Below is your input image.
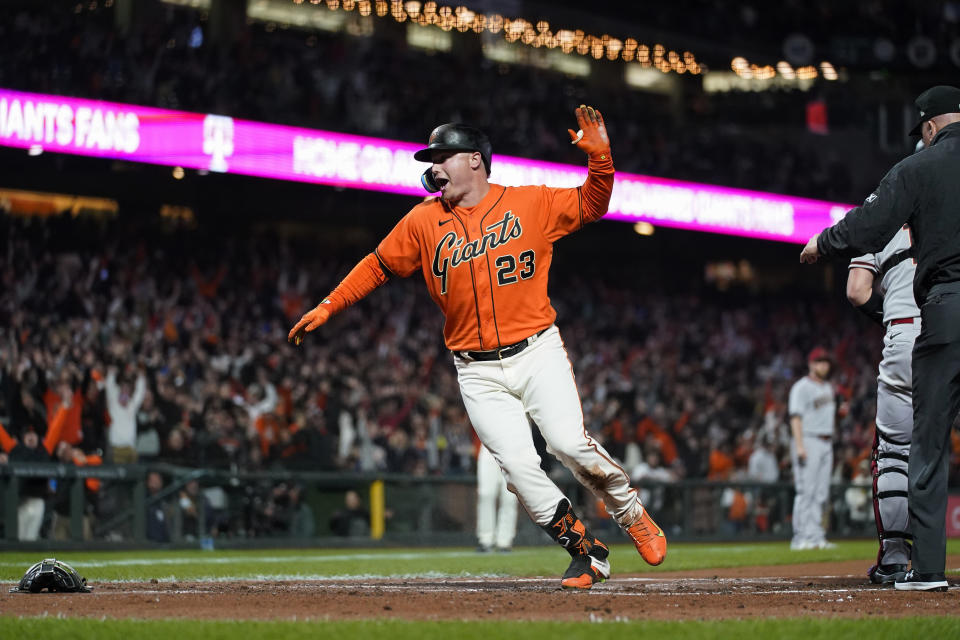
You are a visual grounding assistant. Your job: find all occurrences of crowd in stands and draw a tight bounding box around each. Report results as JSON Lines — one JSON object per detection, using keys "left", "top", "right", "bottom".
{"left": 1, "top": 2, "right": 957, "bottom": 541}
{"left": 0, "top": 2, "right": 895, "bottom": 202}
{"left": 4, "top": 211, "right": 960, "bottom": 541}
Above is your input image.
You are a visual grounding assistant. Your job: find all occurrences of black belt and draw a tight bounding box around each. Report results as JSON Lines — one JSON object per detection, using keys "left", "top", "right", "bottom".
{"left": 455, "top": 328, "right": 548, "bottom": 361}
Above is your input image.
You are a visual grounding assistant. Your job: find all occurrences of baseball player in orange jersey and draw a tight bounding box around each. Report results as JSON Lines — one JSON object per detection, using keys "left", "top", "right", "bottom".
{"left": 289, "top": 105, "right": 666, "bottom": 589}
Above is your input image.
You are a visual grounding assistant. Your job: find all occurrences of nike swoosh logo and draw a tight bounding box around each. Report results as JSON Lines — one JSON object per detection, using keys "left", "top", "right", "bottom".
{"left": 439, "top": 219, "right": 454, "bottom": 226}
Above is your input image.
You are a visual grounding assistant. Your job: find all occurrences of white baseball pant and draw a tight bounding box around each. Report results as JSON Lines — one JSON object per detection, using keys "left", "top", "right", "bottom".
{"left": 18, "top": 497, "right": 45, "bottom": 541}
{"left": 455, "top": 325, "right": 642, "bottom": 527}
{"left": 476, "top": 443, "right": 519, "bottom": 549}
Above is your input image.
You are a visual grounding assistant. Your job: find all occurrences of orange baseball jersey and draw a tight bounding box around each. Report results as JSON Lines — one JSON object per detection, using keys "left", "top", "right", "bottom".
{"left": 323, "top": 155, "right": 614, "bottom": 351}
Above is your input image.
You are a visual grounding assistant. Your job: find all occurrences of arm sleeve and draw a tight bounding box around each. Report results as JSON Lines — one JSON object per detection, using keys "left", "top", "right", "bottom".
{"left": 105, "top": 370, "right": 119, "bottom": 408}
{"left": 818, "top": 165, "right": 914, "bottom": 258}
{"left": 540, "top": 154, "right": 615, "bottom": 242}
{"left": 322, "top": 253, "right": 390, "bottom": 316}
{"left": 131, "top": 374, "right": 147, "bottom": 411}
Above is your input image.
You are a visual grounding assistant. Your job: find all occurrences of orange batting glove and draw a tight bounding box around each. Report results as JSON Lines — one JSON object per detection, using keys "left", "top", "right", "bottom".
{"left": 568, "top": 104, "right": 611, "bottom": 160}
{"left": 287, "top": 300, "right": 332, "bottom": 346}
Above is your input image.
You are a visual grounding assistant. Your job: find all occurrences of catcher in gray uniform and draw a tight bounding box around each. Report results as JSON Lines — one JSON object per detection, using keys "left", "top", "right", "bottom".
{"left": 847, "top": 223, "right": 919, "bottom": 584}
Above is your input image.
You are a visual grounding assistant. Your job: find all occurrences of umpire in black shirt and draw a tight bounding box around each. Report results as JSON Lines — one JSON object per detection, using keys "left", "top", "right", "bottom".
{"left": 800, "top": 85, "right": 960, "bottom": 592}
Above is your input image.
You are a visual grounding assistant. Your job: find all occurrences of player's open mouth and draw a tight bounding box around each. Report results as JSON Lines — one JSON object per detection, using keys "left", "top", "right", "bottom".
{"left": 435, "top": 177, "right": 449, "bottom": 190}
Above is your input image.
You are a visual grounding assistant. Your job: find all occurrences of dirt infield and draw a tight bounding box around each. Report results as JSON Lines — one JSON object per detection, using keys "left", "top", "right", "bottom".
{"left": 1, "top": 558, "right": 957, "bottom": 622}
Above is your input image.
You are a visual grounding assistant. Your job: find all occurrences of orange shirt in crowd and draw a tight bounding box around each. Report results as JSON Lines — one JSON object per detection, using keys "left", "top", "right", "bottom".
{"left": 708, "top": 448, "right": 735, "bottom": 481}
{"left": 636, "top": 417, "right": 677, "bottom": 464}
{"left": 0, "top": 406, "right": 68, "bottom": 455}
{"left": 43, "top": 388, "right": 84, "bottom": 445}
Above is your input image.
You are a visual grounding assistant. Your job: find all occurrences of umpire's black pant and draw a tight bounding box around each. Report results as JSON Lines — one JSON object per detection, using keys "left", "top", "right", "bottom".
{"left": 910, "top": 281, "right": 960, "bottom": 574}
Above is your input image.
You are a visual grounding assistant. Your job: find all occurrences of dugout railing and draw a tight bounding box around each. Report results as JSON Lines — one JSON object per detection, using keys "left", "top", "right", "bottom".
{"left": 0, "top": 462, "right": 882, "bottom": 550}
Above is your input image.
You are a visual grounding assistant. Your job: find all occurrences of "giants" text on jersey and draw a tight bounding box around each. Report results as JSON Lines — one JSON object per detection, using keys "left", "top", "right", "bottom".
{"left": 432, "top": 211, "right": 523, "bottom": 295}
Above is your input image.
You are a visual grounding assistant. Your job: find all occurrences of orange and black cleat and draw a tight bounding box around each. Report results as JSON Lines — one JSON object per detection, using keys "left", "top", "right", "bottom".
{"left": 561, "top": 552, "right": 610, "bottom": 590}
{"left": 623, "top": 508, "right": 667, "bottom": 566}
{"left": 543, "top": 499, "right": 612, "bottom": 589}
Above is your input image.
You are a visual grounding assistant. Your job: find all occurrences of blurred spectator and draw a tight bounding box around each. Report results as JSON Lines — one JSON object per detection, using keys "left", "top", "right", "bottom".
{"left": 329, "top": 489, "right": 370, "bottom": 537}
{"left": 176, "top": 479, "right": 213, "bottom": 540}
{"left": 145, "top": 470, "right": 170, "bottom": 543}
{"left": 105, "top": 365, "right": 147, "bottom": 463}
{"left": 747, "top": 435, "right": 781, "bottom": 483}
{"left": 287, "top": 484, "right": 316, "bottom": 538}
{"left": 0, "top": 404, "right": 68, "bottom": 540}
{"left": 50, "top": 440, "right": 102, "bottom": 541}
{"left": 631, "top": 448, "right": 676, "bottom": 514}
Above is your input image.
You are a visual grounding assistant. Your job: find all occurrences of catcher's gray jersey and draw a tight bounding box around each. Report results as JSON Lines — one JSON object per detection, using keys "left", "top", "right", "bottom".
{"left": 849, "top": 225, "right": 919, "bottom": 322}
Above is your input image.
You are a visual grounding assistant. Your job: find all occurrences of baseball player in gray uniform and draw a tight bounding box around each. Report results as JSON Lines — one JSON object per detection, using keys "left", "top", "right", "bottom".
{"left": 847, "top": 224, "right": 919, "bottom": 584}
{"left": 788, "top": 348, "right": 837, "bottom": 550}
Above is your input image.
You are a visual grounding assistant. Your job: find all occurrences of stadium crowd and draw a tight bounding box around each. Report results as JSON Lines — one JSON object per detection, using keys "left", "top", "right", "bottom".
{"left": 0, "top": 1, "right": 885, "bottom": 202}
{"left": 4, "top": 212, "right": 960, "bottom": 541}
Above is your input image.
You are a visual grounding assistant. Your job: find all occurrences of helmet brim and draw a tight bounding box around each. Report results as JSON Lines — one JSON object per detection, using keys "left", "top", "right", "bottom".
{"left": 413, "top": 144, "right": 479, "bottom": 163}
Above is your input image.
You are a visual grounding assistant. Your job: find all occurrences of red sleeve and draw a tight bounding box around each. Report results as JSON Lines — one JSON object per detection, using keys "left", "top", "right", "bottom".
{"left": 43, "top": 407, "right": 67, "bottom": 454}
{"left": 323, "top": 253, "right": 389, "bottom": 315}
{"left": 0, "top": 422, "right": 16, "bottom": 453}
{"left": 540, "top": 155, "right": 615, "bottom": 242}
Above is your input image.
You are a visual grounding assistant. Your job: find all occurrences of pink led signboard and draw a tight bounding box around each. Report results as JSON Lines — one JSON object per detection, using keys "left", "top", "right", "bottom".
{"left": 0, "top": 88, "right": 852, "bottom": 242}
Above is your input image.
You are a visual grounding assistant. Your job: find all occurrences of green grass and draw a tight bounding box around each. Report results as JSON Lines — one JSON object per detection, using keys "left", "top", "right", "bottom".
{"left": 2, "top": 541, "right": 958, "bottom": 639}
{"left": 0, "top": 617, "right": 957, "bottom": 640}
{"left": 0, "top": 539, "right": 959, "bottom": 582}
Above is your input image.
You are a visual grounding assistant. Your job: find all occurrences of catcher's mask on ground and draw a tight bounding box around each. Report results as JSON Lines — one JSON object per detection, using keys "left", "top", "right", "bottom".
{"left": 9, "top": 558, "right": 92, "bottom": 593}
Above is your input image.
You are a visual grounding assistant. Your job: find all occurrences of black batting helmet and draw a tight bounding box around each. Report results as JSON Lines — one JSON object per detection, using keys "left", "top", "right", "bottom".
{"left": 414, "top": 123, "right": 492, "bottom": 175}
{"left": 9, "top": 558, "right": 92, "bottom": 593}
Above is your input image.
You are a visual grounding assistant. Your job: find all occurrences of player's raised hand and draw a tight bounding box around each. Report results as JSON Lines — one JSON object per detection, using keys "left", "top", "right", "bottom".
{"left": 287, "top": 302, "right": 331, "bottom": 346}
{"left": 568, "top": 104, "right": 610, "bottom": 160}
{"left": 799, "top": 235, "right": 821, "bottom": 264}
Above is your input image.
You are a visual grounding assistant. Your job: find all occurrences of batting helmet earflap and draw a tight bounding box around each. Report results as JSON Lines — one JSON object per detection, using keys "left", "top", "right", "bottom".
{"left": 9, "top": 558, "right": 92, "bottom": 593}
{"left": 414, "top": 123, "right": 492, "bottom": 175}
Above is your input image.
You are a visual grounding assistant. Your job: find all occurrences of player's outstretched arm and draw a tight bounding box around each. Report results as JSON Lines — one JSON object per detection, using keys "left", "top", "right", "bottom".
{"left": 568, "top": 105, "right": 615, "bottom": 225}
{"left": 288, "top": 253, "right": 389, "bottom": 346}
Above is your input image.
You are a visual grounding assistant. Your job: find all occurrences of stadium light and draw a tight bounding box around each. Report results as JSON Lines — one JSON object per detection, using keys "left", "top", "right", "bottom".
{"left": 280, "top": 0, "right": 701, "bottom": 75}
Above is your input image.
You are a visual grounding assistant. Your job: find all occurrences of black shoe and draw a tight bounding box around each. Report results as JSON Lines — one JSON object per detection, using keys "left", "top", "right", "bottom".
{"left": 894, "top": 569, "right": 948, "bottom": 592}
{"left": 868, "top": 563, "right": 908, "bottom": 585}
{"left": 476, "top": 544, "right": 492, "bottom": 553}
